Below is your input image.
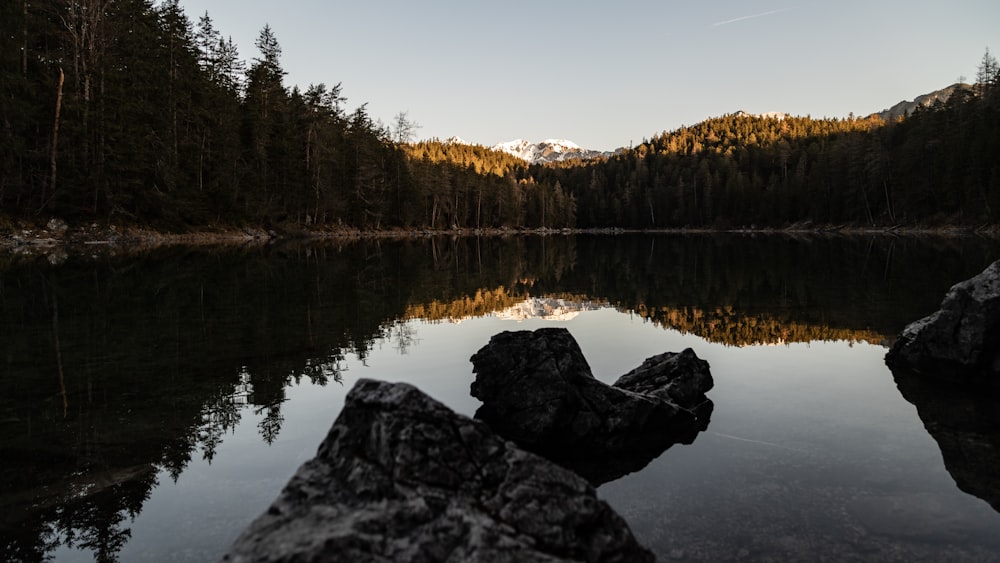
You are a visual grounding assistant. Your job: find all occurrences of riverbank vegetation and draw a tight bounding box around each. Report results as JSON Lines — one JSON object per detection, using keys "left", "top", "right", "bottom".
{"left": 2, "top": 2, "right": 998, "bottom": 234}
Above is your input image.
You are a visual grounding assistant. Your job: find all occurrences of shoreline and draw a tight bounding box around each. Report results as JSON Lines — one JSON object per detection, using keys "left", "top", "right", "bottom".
{"left": 2, "top": 218, "right": 998, "bottom": 259}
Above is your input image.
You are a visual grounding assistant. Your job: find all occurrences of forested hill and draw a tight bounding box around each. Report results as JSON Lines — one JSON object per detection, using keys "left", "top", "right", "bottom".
{"left": 0, "top": 0, "right": 574, "bottom": 231}
{"left": 534, "top": 74, "right": 1000, "bottom": 229}
{"left": 2, "top": 1, "right": 998, "bottom": 233}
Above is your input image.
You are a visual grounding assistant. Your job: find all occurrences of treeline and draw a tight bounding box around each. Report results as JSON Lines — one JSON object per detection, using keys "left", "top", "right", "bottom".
{"left": 535, "top": 52, "right": 1000, "bottom": 228}
{"left": 404, "top": 141, "right": 576, "bottom": 229}
{"left": 634, "top": 305, "right": 886, "bottom": 347}
{"left": 0, "top": 0, "right": 574, "bottom": 230}
{"left": 2, "top": 0, "right": 997, "bottom": 231}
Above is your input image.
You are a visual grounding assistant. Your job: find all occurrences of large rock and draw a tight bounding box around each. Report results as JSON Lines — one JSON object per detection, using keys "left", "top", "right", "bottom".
{"left": 886, "top": 260, "right": 1000, "bottom": 383}
{"left": 885, "top": 260, "right": 1000, "bottom": 513}
{"left": 470, "top": 328, "right": 713, "bottom": 484}
{"left": 220, "top": 378, "right": 653, "bottom": 563}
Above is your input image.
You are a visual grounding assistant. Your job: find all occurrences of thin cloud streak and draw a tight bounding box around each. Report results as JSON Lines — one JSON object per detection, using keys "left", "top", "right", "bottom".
{"left": 712, "top": 8, "right": 790, "bottom": 27}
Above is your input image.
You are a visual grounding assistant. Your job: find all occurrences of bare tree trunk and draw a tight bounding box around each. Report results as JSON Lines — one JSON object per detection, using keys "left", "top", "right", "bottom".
{"left": 883, "top": 180, "right": 895, "bottom": 223}
{"left": 476, "top": 189, "right": 482, "bottom": 228}
{"left": 860, "top": 183, "right": 874, "bottom": 225}
{"left": 21, "top": 0, "right": 28, "bottom": 76}
{"left": 53, "top": 294, "right": 68, "bottom": 418}
{"left": 91, "top": 72, "right": 105, "bottom": 212}
{"left": 45, "top": 67, "right": 65, "bottom": 210}
{"left": 199, "top": 134, "right": 206, "bottom": 191}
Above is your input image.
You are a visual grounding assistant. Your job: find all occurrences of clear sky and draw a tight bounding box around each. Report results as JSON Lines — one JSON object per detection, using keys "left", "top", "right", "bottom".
{"left": 176, "top": 0, "right": 1000, "bottom": 151}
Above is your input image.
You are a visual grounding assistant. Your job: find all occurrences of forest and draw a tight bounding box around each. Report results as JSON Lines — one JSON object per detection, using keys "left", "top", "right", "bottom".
{"left": 1, "top": 1, "right": 999, "bottom": 232}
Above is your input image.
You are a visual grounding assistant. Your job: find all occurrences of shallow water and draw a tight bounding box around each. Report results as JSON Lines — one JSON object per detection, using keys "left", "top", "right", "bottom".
{"left": 2, "top": 234, "right": 998, "bottom": 562}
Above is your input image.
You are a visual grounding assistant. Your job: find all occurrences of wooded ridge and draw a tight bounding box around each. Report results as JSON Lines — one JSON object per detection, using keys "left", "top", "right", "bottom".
{"left": 2, "top": 1, "right": 998, "bottom": 234}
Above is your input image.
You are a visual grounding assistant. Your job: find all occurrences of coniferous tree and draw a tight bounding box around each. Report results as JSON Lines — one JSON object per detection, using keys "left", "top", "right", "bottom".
{"left": 242, "top": 24, "right": 289, "bottom": 216}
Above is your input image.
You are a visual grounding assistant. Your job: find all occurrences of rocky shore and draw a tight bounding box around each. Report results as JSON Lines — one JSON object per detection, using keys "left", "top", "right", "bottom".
{"left": 3, "top": 216, "right": 997, "bottom": 261}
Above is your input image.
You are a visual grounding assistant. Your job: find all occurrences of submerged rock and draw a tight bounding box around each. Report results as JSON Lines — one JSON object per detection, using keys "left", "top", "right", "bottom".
{"left": 885, "top": 260, "right": 1000, "bottom": 383}
{"left": 220, "top": 378, "right": 653, "bottom": 563}
{"left": 470, "top": 328, "right": 713, "bottom": 484}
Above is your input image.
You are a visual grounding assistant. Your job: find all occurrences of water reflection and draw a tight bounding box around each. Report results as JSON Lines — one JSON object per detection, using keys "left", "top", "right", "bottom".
{"left": 1, "top": 234, "right": 997, "bottom": 561}
{"left": 892, "top": 368, "right": 1000, "bottom": 513}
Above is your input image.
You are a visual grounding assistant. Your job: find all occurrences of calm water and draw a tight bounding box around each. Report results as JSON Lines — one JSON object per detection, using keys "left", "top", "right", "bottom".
{"left": 2, "top": 234, "right": 999, "bottom": 562}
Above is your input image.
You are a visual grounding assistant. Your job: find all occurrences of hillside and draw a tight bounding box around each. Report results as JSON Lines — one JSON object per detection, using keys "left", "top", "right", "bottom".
{"left": 1, "top": 1, "right": 998, "bottom": 234}
{"left": 874, "top": 83, "right": 974, "bottom": 122}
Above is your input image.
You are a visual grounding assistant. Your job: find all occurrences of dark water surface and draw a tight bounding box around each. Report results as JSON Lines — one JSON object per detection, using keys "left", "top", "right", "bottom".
{"left": 2, "top": 234, "right": 999, "bottom": 561}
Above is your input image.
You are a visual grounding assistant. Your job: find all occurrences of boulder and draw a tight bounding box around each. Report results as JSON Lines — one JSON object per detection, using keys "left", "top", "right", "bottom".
{"left": 886, "top": 260, "right": 1000, "bottom": 383}
{"left": 470, "top": 328, "right": 713, "bottom": 484}
{"left": 885, "top": 260, "right": 1000, "bottom": 513}
{"left": 220, "top": 378, "right": 653, "bottom": 563}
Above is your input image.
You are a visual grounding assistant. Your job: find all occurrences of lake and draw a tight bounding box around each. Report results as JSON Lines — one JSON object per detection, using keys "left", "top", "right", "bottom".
{"left": 2, "top": 234, "right": 999, "bottom": 562}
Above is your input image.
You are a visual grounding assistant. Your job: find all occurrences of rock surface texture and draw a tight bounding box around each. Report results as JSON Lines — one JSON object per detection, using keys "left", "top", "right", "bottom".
{"left": 470, "top": 328, "right": 713, "bottom": 483}
{"left": 220, "top": 378, "right": 653, "bottom": 563}
{"left": 886, "top": 260, "right": 1000, "bottom": 383}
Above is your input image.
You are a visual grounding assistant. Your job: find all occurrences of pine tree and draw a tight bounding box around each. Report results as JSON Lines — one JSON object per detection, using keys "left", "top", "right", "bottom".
{"left": 243, "top": 24, "right": 289, "bottom": 214}
{"left": 976, "top": 47, "right": 999, "bottom": 98}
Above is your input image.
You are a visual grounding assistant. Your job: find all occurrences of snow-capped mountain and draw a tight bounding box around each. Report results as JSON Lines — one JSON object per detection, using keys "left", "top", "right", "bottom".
{"left": 494, "top": 298, "right": 607, "bottom": 322}
{"left": 733, "top": 110, "right": 788, "bottom": 120}
{"left": 491, "top": 139, "right": 612, "bottom": 165}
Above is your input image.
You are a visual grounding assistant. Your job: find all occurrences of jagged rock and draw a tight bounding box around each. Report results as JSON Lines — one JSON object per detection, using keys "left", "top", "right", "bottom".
{"left": 220, "top": 378, "right": 653, "bottom": 563}
{"left": 886, "top": 260, "right": 1000, "bottom": 383}
{"left": 470, "top": 328, "right": 713, "bottom": 484}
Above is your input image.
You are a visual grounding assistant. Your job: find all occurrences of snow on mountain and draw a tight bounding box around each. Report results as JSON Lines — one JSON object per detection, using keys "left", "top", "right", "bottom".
{"left": 494, "top": 298, "right": 607, "bottom": 322}
{"left": 733, "top": 110, "right": 788, "bottom": 120}
{"left": 430, "top": 297, "right": 606, "bottom": 324}
{"left": 442, "top": 135, "right": 472, "bottom": 145}
{"left": 491, "top": 139, "right": 612, "bottom": 164}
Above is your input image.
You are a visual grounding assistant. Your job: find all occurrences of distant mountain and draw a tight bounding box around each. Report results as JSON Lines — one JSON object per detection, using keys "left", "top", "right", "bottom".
{"left": 874, "top": 83, "right": 973, "bottom": 122}
{"left": 495, "top": 298, "right": 606, "bottom": 322}
{"left": 491, "top": 139, "right": 612, "bottom": 165}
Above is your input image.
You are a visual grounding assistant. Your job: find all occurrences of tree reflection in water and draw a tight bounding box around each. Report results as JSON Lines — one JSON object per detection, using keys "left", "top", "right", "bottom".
{"left": 0, "top": 234, "right": 997, "bottom": 561}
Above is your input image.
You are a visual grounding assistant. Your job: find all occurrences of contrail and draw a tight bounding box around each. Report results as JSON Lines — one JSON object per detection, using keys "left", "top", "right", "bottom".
{"left": 712, "top": 8, "right": 790, "bottom": 27}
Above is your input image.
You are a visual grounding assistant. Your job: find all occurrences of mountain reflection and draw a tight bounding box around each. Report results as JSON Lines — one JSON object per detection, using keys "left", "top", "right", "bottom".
{"left": 0, "top": 234, "right": 996, "bottom": 561}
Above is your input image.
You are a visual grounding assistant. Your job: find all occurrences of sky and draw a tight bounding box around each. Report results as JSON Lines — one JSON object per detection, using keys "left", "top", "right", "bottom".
{"left": 176, "top": 0, "right": 1000, "bottom": 151}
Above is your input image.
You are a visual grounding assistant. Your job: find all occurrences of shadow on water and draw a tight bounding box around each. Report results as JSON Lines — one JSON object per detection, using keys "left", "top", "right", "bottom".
{"left": 0, "top": 234, "right": 997, "bottom": 560}
{"left": 891, "top": 369, "right": 1000, "bottom": 513}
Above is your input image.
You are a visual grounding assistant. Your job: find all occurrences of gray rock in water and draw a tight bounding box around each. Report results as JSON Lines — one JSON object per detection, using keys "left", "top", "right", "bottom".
{"left": 470, "top": 328, "right": 713, "bottom": 484}
{"left": 220, "top": 378, "right": 653, "bottom": 563}
{"left": 886, "top": 260, "right": 1000, "bottom": 515}
{"left": 886, "top": 260, "right": 1000, "bottom": 383}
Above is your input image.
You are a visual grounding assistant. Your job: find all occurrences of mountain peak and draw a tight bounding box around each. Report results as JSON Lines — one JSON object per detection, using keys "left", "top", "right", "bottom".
{"left": 491, "top": 139, "right": 610, "bottom": 164}
{"left": 442, "top": 135, "right": 472, "bottom": 145}
{"left": 873, "top": 83, "right": 973, "bottom": 122}
{"left": 734, "top": 110, "right": 788, "bottom": 120}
